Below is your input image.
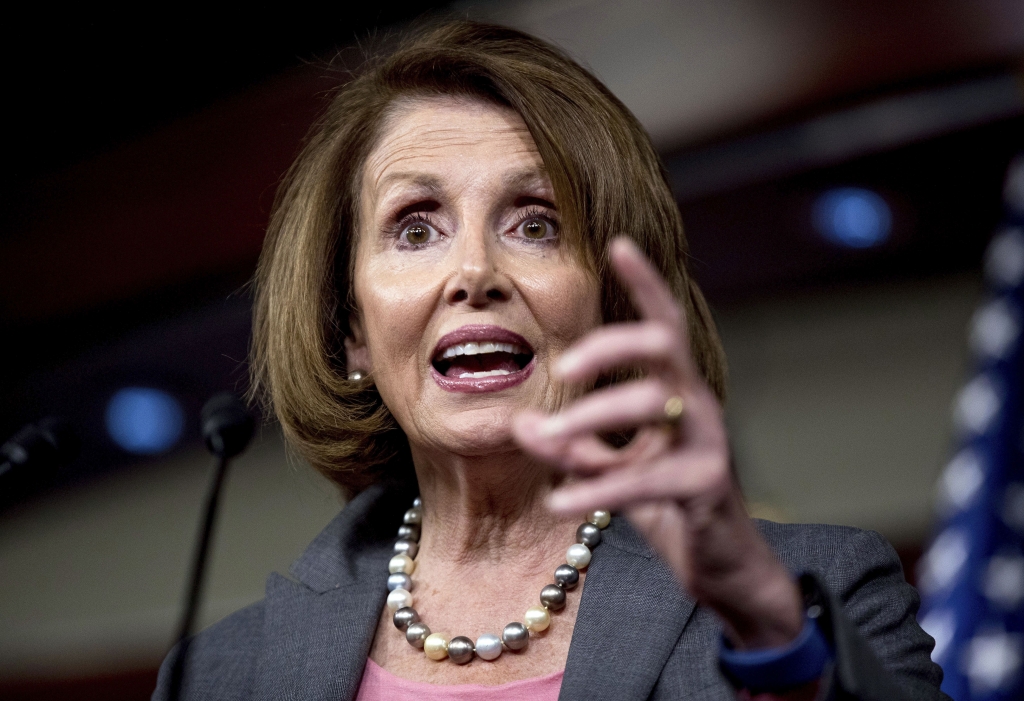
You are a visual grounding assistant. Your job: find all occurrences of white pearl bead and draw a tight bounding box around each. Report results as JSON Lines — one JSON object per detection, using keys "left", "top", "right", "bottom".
{"left": 423, "top": 632, "right": 450, "bottom": 660}
{"left": 588, "top": 509, "right": 611, "bottom": 529}
{"left": 524, "top": 605, "right": 550, "bottom": 632}
{"left": 475, "top": 633, "right": 503, "bottom": 661}
{"left": 389, "top": 553, "right": 416, "bottom": 574}
{"left": 566, "top": 543, "right": 592, "bottom": 569}
{"left": 386, "top": 587, "right": 413, "bottom": 611}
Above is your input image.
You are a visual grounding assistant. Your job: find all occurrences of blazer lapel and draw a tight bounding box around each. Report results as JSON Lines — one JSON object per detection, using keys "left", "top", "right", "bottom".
{"left": 560, "top": 517, "right": 697, "bottom": 701}
{"left": 251, "top": 483, "right": 415, "bottom": 701}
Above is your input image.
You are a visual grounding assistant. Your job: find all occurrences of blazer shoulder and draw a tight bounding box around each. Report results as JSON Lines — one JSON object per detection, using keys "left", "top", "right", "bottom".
{"left": 754, "top": 519, "right": 948, "bottom": 699}
{"left": 152, "top": 599, "right": 266, "bottom": 701}
{"left": 753, "top": 519, "right": 902, "bottom": 582}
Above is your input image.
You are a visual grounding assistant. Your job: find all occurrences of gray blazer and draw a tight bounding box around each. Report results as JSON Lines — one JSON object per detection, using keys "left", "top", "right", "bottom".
{"left": 153, "top": 483, "right": 949, "bottom": 700}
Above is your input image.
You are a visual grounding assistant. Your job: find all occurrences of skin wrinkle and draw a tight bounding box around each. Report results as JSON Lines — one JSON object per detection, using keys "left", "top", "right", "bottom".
{"left": 352, "top": 97, "right": 600, "bottom": 685}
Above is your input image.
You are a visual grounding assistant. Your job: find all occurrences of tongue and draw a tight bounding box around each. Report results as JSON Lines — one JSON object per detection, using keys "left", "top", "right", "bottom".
{"left": 445, "top": 352, "right": 521, "bottom": 378}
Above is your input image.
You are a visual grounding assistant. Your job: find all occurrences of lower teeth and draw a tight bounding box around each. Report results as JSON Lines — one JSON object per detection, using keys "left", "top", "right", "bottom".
{"left": 458, "top": 369, "right": 512, "bottom": 379}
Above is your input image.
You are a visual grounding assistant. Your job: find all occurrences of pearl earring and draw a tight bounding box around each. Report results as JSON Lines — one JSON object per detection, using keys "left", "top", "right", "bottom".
{"left": 349, "top": 371, "right": 364, "bottom": 381}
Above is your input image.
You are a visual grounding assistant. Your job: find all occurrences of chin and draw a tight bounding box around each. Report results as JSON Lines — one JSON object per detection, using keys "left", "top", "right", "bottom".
{"left": 425, "top": 406, "right": 521, "bottom": 456}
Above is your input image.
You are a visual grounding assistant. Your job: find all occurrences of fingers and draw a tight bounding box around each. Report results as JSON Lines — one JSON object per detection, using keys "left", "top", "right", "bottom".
{"left": 547, "top": 451, "right": 729, "bottom": 515}
{"left": 513, "top": 411, "right": 625, "bottom": 472}
{"left": 609, "top": 238, "right": 683, "bottom": 328}
{"left": 556, "top": 321, "right": 684, "bottom": 383}
{"left": 607, "top": 238, "right": 700, "bottom": 382}
{"left": 516, "top": 409, "right": 674, "bottom": 474}
{"left": 531, "top": 379, "right": 674, "bottom": 439}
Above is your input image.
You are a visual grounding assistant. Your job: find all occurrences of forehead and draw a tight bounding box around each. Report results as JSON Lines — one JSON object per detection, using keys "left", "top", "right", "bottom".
{"left": 361, "top": 96, "right": 549, "bottom": 201}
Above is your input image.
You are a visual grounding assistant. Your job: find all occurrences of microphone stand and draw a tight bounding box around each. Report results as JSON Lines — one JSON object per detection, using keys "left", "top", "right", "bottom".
{"left": 167, "top": 394, "right": 253, "bottom": 701}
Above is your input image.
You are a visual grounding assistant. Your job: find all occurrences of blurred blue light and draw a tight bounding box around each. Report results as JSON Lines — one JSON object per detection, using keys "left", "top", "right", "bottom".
{"left": 105, "top": 387, "right": 185, "bottom": 455}
{"left": 813, "top": 187, "right": 892, "bottom": 248}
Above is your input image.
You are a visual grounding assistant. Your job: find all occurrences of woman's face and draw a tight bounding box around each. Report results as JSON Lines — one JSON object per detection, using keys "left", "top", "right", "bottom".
{"left": 348, "top": 96, "right": 602, "bottom": 457}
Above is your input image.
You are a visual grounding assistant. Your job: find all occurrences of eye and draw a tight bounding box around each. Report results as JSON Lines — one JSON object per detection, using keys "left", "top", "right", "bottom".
{"left": 515, "top": 216, "right": 557, "bottom": 241}
{"left": 400, "top": 221, "right": 440, "bottom": 246}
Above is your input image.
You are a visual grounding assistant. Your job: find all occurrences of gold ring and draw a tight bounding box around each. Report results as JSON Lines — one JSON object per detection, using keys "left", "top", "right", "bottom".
{"left": 663, "top": 395, "right": 685, "bottom": 426}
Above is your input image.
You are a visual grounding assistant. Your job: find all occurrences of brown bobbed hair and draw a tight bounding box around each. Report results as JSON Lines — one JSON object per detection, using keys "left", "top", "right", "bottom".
{"left": 251, "top": 20, "right": 727, "bottom": 495}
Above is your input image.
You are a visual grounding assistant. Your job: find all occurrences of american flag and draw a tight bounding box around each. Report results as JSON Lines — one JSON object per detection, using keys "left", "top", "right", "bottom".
{"left": 917, "top": 154, "right": 1024, "bottom": 700}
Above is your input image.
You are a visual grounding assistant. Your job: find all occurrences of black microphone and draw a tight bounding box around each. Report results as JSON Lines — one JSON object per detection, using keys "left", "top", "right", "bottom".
{"left": 168, "top": 393, "right": 254, "bottom": 701}
{"left": 201, "top": 392, "right": 255, "bottom": 459}
{"left": 1, "top": 417, "right": 79, "bottom": 497}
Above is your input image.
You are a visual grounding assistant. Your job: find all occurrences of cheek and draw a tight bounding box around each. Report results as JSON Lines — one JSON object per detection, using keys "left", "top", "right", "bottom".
{"left": 522, "top": 265, "right": 602, "bottom": 351}
{"left": 356, "top": 260, "right": 439, "bottom": 379}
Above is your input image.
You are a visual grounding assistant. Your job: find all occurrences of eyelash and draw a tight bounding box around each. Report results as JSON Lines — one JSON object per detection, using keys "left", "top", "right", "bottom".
{"left": 388, "top": 206, "right": 559, "bottom": 248}
{"left": 388, "top": 212, "right": 441, "bottom": 249}
{"left": 510, "top": 207, "right": 559, "bottom": 243}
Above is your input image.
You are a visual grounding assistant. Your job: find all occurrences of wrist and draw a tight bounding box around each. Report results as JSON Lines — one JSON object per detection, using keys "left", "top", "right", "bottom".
{"left": 712, "top": 565, "right": 804, "bottom": 649}
{"left": 719, "top": 612, "right": 832, "bottom": 693}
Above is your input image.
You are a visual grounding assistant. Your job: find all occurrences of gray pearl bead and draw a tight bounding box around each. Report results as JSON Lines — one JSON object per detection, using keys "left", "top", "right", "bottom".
{"left": 397, "top": 524, "right": 420, "bottom": 541}
{"left": 403, "top": 507, "right": 422, "bottom": 525}
{"left": 447, "top": 636, "right": 475, "bottom": 664}
{"left": 393, "top": 606, "right": 420, "bottom": 631}
{"left": 576, "top": 522, "right": 602, "bottom": 548}
{"left": 394, "top": 539, "right": 419, "bottom": 558}
{"left": 540, "top": 584, "right": 567, "bottom": 611}
{"left": 387, "top": 572, "right": 413, "bottom": 592}
{"left": 502, "top": 622, "right": 529, "bottom": 651}
{"left": 554, "top": 564, "right": 580, "bottom": 590}
{"left": 406, "top": 622, "right": 431, "bottom": 648}
{"left": 413, "top": 496, "right": 422, "bottom": 508}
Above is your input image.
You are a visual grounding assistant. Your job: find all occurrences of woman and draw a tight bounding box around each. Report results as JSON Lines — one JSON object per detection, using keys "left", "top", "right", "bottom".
{"left": 155, "top": 21, "right": 947, "bottom": 700}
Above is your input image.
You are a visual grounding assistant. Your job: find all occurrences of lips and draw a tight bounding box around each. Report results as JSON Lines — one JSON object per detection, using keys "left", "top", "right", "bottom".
{"left": 431, "top": 325, "right": 535, "bottom": 393}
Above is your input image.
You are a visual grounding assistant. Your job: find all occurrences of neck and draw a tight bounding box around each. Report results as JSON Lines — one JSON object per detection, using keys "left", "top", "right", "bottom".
{"left": 410, "top": 446, "right": 576, "bottom": 570}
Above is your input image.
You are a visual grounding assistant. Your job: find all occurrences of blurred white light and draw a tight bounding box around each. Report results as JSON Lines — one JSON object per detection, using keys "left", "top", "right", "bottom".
{"left": 1003, "top": 483, "right": 1024, "bottom": 534}
{"left": 919, "top": 609, "right": 956, "bottom": 664}
{"left": 964, "top": 629, "right": 1023, "bottom": 694}
{"left": 813, "top": 187, "right": 892, "bottom": 248}
{"left": 953, "top": 374, "right": 1002, "bottom": 436}
{"left": 970, "top": 298, "right": 1021, "bottom": 360}
{"left": 918, "top": 528, "right": 969, "bottom": 595}
{"left": 985, "top": 227, "right": 1024, "bottom": 288}
{"left": 936, "top": 448, "right": 985, "bottom": 516}
{"left": 105, "top": 387, "right": 185, "bottom": 455}
{"left": 983, "top": 554, "right": 1024, "bottom": 610}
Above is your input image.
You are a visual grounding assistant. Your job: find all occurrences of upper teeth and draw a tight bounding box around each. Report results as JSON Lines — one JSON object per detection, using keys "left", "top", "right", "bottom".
{"left": 440, "top": 342, "right": 525, "bottom": 359}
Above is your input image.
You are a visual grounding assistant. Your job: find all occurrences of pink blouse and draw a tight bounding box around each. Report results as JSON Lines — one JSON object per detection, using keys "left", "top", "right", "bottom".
{"left": 354, "top": 659, "right": 564, "bottom": 701}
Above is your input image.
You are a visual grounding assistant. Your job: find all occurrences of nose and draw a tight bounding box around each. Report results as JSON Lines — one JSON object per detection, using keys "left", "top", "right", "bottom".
{"left": 444, "top": 229, "right": 512, "bottom": 306}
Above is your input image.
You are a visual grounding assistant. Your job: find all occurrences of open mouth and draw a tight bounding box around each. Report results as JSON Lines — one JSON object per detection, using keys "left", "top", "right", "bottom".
{"left": 430, "top": 325, "right": 535, "bottom": 392}
{"left": 432, "top": 341, "right": 533, "bottom": 378}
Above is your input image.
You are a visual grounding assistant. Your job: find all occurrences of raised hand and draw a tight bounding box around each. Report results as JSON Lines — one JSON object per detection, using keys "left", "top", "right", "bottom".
{"left": 513, "top": 238, "right": 804, "bottom": 649}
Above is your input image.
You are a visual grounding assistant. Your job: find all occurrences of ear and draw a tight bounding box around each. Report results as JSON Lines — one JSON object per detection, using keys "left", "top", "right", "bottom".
{"left": 344, "top": 312, "right": 372, "bottom": 378}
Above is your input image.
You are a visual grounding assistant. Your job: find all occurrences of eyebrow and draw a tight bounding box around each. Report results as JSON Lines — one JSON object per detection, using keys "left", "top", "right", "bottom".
{"left": 373, "top": 167, "right": 557, "bottom": 215}
{"left": 501, "top": 168, "right": 552, "bottom": 194}
{"left": 375, "top": 171, "right": 445, "bottom": 193}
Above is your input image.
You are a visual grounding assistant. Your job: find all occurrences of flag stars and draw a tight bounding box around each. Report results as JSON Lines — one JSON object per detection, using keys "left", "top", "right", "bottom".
{"left": 982, "top": 554, "right": 1024, "bottom": 610}
{"left": 953, "top": 374, "right": 1003, "bottom": 436}
{"left": 1003, "top": 483, "right": 1024, "bottom": 533}
{"left": 919, "top": 529, "right": 970, "bottom": 595}
{"left": 963, "top": 630, "right": 1023, "bottom": 693}
{"left": 984, "top": 227, "right": 1024, "bottom": 288}
{"left": 919, "top": 609, "right": 956, "bottom": 664}
{"left": 970, "top": 298, "right": 1021, "bottom": 361}
{"left": 936, "top": 448, "right": 985, "bottom": 516}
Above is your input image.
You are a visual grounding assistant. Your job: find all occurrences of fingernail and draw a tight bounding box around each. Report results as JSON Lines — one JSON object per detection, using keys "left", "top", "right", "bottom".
{"left": 547, "top": 491, "right": 572, "bottom": 511}
{"left": 539, "top": 416, "right": 566, "bottom": 437}
{"left": 555, "top": 352, "right": 579, "bottom": 377}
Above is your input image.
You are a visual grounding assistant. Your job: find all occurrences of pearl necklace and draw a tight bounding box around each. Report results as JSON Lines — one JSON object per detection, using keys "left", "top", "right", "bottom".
{"left": 386, "top": 497, "right": 611, "bottom": 664}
